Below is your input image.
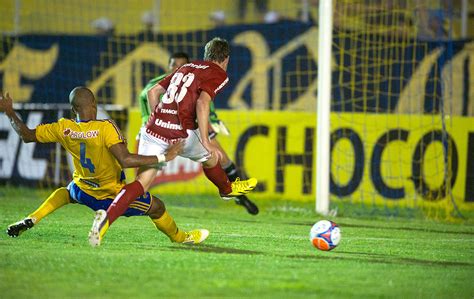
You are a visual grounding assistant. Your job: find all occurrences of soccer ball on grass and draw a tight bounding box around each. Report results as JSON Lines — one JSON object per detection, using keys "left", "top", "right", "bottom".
{"left": 310, "top": 220, "right": 341, "bottom": 251}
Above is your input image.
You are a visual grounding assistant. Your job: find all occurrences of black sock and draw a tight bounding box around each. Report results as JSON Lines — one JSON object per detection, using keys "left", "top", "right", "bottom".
{"left": 224, "top": 162, "right": 239, "bottom": 182}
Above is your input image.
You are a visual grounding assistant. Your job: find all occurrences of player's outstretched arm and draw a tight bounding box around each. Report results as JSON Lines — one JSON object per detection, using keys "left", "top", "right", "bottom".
{"left": 109, "top": 140, "right": 184, "bottom": 168}
{"left": 0, "top": 92, "right": 37, "bottom": 143}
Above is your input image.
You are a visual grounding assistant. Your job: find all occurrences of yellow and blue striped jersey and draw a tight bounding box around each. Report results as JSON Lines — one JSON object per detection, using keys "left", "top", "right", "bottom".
{"left": 36, "top": 118, "right": 126, "bottom": 200}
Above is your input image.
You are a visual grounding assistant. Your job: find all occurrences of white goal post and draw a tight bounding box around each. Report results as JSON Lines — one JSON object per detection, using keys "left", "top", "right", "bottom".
{"left": 315, "top": 0, "right": 333, "bottom": 215}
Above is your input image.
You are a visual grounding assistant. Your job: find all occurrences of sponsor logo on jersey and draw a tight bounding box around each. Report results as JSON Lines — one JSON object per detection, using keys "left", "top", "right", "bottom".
{"left": 63, "top": 128, "right": 99, "bottom": 139}
{"left": 154, "top": 119, "right": 183, "bottom": 130}
{"left": 159, "top": 108, "right": 178, "bottom": 115}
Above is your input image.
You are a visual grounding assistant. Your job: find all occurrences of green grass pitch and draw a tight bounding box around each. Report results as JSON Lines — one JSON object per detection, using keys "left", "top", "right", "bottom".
{"left": 1, "top": 187, "right": 473, "bottom": 298}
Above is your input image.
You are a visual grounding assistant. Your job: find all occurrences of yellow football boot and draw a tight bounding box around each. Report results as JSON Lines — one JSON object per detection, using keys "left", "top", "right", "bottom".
{"left": 181, "top": 229, "right": 210, "bottom": 244}
{"left": 221, "top": 178, "right": 258, "bottom": 200}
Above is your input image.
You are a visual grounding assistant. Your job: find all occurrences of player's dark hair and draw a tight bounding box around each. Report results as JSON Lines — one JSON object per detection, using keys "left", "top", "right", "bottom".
{"left": 203, "top": 37, "right": 230, "bottom": 63}
{"left": 171, "top": 52, "right": 190, "bottom": 63}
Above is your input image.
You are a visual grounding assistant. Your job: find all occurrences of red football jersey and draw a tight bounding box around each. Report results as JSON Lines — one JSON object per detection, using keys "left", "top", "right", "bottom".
{"left": 145, "top": 60, "right": 228, "bottom": 140}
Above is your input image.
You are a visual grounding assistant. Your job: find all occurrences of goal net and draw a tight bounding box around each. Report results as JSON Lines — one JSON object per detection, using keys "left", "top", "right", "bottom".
{"left": 323, "top": 0, "right": 472, "bottom": 219}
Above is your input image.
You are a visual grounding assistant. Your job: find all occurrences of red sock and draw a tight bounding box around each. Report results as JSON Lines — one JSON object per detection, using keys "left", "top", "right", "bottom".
{"left": 107, "top": 180, "right": 144, "bottom": 224}
{"left": 203, "top": 164, "right": 232, "bottom": 195}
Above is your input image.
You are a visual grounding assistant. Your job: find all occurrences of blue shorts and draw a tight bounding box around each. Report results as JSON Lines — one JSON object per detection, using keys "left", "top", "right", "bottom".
{"left": 67, "top": 182, "right": 152, "bottom": 217}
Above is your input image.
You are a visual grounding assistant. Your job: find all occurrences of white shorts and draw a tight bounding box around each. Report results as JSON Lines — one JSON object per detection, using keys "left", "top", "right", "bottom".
{"left": 138, "top": 127, "right": 211, "bottom": 169}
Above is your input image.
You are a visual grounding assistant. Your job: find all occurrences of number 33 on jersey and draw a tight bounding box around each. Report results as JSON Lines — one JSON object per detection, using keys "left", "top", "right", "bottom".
{"left": 147, "top": 60, "right": 229, "bottom": 140}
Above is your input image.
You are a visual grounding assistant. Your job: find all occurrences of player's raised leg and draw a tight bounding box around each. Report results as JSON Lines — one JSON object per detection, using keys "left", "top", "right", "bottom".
{"left": 183, "top": 128, "right": 258, "bottom": 199}
{"left": 7, "top": 187, "right": 71, "bottom": 237}
{"left": 223, "top": 164, "right": 259, "bottom": 214}
{"left": 203, "top": 163, "right": 257, "bottom": 200}
{"left": 214, "top": 139, "right": 259, "bottom": 215}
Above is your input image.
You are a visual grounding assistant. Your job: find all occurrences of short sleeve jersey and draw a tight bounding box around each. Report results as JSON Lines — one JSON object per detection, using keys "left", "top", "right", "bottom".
{"left": 36, "top": 118, "right": 126, "bottom": 199}
{"left": 145, "top": 60, "right": 228, "bottom": 140}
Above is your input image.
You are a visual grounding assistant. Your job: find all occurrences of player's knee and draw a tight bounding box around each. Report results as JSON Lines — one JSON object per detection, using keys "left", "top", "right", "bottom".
{"left": 148, "top": 196, "right": 165, "bottom": 218}
{"left": 55, "top": 187, "right": 74, "bottom": 203}
{"left": 202, "top": 155, "right": 218, "bottom": 168}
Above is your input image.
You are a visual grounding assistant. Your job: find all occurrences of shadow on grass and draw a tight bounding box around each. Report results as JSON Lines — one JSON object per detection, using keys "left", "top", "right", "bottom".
{"left": 286, "top": 251, "right": 473, "bottom": 267}
{"left": 166, "top": 244, "right": 263, "bottom": 255}
{"left": 165, "top": 243, "right": 473, "bottom": 267}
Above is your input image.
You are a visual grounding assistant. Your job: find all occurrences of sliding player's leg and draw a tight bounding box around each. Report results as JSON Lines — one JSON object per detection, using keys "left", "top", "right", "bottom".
{"left": 88, "top": 166, "right": 157, "bottom": 246}
{"left": 148, "top": 195, "right": 209, "bottom": 244}
{"left": 7, "top": 187, "right": 73, "bottom": 237}
{"left": 88, "top": 189, "right": 208, "bottom": 246}
{"left": 91, "top": 131, "right": 169, "bottom": 242}
{"left": 209, "top": 138, "right": 259, "bottom": 215}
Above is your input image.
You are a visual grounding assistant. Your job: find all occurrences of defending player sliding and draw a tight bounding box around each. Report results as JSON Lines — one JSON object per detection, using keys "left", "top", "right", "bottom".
{"left": 1, "top": 88, "right": 208, "bottom": 245}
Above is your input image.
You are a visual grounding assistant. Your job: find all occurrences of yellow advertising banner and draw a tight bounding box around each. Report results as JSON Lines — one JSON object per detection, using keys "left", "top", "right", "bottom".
{"left": 126, "top": 108, "right": 474, "bottom": 210}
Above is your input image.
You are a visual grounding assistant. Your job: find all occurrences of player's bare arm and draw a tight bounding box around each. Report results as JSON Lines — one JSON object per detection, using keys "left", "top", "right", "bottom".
{"left": 0, "top": 91, "right": 37, "bottom": 143}
{"left": 147, "top": 83, "right": 166, "bottom": 112}
{"left": 109, "top": 140, "right": 184, "bottom": 168}
{"left": 196, "top": 90, "right": 223, "bottom": 161}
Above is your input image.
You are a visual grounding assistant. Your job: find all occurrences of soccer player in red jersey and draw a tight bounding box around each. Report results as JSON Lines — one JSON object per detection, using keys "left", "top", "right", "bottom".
{"left": 138, "top": 52, "right": 258, "bottom": 215}
{"left": 89, "top": 38, "right": 258, "bottom": 246}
